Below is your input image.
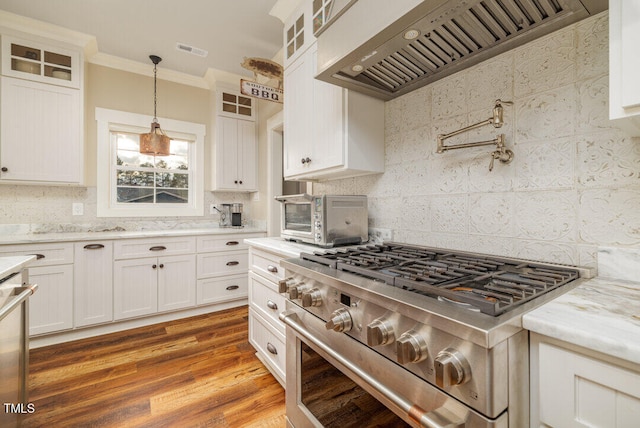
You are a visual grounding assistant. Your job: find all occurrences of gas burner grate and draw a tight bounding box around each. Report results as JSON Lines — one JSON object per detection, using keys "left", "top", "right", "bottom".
{"left": 300, "top": 244, "right": 580, "bottom": 316}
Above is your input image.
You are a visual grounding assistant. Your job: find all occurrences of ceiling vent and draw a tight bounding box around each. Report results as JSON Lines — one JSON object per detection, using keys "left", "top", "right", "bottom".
{"left": 176, "top": 43, "right": 208, "bottom": 58}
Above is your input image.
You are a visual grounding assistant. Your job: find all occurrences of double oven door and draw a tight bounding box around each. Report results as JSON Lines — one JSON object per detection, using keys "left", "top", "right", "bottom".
{"left": 280, "top": 302, "right": 505, "bottom": 428}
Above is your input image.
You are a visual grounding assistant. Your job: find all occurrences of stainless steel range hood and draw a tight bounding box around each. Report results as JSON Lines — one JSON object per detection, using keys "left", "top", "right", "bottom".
{"left": 315, "top": 0, "right": 607, "bottom": 101}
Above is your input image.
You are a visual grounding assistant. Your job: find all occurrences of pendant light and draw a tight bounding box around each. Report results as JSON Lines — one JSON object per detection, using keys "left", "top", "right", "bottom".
{"left": 140, "top": 55, "right": 170, "bottom": 156}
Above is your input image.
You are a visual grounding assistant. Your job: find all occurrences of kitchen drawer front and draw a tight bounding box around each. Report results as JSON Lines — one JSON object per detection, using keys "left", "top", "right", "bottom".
{"left": 249, "top": 309, "right": 286, "bottom": 383}
{"left": 114, "top": 236, "right": 196, "bottom": 260}
{"left": 196, "top": 233, "right": 264, "bottom": 253}
{"left": 249, "top": 248, "right": 285, "bottom": 283}
{"left": 197, "top": 251, "right": 248, "bottom": 278}
{"left": 0, "top": 242, "right": 74, "bottom": 267}
{"left": 197, "top": 274, "right": 248, "bottom": 305}
{"left": 249, "top": 272, "right": 285, "bottom": 334}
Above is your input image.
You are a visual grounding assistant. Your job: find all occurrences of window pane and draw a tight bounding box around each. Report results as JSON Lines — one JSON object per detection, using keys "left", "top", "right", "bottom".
{"left": 156, "top": 172, "right": 189, "bottom": 189}
{"left": 117, "top": 187, "right": 154, "bottom": 203}
{"left": 155, "top": 188, "right": 188, "bottom": 204}
{"left": 238, "top": 96, "right": 252, "bottom": 106}
{"left": 117, "top": 170, "right": 154, "bottom": 187}
{"left": 222, "top": 93, "right": 236, "bottom": 103}
{"left": 223, "top": 103, "right": 236, "bottom": 114}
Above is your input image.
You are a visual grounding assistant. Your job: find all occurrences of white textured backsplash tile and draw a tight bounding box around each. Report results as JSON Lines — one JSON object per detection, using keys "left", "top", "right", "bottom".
{"left": 315, "top": 12, "right": 640, "bottom": 267}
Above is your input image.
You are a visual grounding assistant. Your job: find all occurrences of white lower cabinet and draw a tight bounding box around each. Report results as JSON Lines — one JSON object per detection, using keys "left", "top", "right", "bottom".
{"left": 29, "top": 264, "right": 73, "bottom": 335}
{"left": 113, "top": 254, "right": 196, "bottom": 320}
{"left": 531, "top": 333, "right": 640, "bottom": 427}
{"left": 73, "top": 241, "right": 113, "bottom": 327}
{"left": 0, "top": 242, "right": 74, "bottom": 335}
{"left": 248, "top": 246, "right": 289, "bottom": 387}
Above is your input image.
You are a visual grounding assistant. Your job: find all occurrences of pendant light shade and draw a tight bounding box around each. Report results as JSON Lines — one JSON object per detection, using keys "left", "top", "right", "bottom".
{"left": 140, "top": 55, "right": 170, "bottom": 156}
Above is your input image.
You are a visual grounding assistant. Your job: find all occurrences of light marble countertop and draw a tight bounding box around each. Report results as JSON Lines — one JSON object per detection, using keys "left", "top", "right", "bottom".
{"left": 244, "top": 236, "right": 328, "bottom": 258}
{"left": 0, "top": 255, "right": 36, "bottom": 279}
{"left": 0, "top": 227, "right": 267, "bottom": 245}
{"left": 523, "top": 276, "right": 640, "bottom": 365}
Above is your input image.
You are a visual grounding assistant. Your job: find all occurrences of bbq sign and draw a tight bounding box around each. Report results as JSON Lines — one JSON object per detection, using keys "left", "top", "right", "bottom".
{"left": 241, "top": 79, "right": 283, "bottom": 104}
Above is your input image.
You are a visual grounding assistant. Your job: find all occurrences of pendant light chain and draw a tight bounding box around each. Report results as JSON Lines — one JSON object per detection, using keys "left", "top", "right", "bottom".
{"left": 153, "top": 60, "right": 158, "bottom": 122}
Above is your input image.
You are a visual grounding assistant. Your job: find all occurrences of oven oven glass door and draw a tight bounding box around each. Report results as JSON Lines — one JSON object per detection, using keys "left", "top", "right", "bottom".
{"left": 283, "top": 202, "right": 312, "bottom": 233}
{"left": 299, "top": 341, "right": 409, "bottom": 427}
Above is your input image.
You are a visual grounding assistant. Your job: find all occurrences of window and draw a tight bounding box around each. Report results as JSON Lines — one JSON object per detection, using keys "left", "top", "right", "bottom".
{"left": 96, "top": 108, "right": 205, "bottom": 217}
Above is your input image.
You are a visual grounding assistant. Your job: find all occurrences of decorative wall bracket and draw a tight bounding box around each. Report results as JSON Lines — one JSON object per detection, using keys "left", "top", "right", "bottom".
{"left": 436, "top": 100, "right": 515, "bottom": 171}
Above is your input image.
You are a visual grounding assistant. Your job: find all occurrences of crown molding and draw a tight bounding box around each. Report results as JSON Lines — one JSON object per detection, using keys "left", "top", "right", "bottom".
{"left": 269, "top": 0, "right": 300, "bottom": 24}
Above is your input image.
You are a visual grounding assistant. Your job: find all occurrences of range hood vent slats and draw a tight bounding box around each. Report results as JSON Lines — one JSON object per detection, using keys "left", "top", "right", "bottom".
{"left": 317, "top": 0, "right": 606, "bottom": 100}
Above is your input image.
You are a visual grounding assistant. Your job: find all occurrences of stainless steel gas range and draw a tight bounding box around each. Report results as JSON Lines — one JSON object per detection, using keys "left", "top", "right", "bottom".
{"left": 278, "top": 243, "right": 594, "bottom": 428}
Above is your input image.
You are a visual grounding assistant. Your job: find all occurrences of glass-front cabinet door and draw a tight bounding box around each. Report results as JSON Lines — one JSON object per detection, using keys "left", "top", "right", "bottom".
{"left": 1, "top": 36, "right": 80, "bottom": 88}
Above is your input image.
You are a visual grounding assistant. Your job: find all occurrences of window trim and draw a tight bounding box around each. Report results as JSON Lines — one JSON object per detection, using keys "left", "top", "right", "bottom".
{"left": 96, "top": 107, "right": 205, "bottom": 217}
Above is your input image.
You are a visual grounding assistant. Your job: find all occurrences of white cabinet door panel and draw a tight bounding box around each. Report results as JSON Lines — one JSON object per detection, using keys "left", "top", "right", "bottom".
{"left": 0, "top": 77, "right": 81, "bottom": 183}
{"left": 113, "top": 259, "right": 158, "bottom": 320}
{"left": 73, "top": 242, "right": 113, "bottom": 327}
{"left": 157, "top": 255, "right": 196, "bottom": 312}
{"left": 29, "top": 265, "right": 73, "bottom": 335}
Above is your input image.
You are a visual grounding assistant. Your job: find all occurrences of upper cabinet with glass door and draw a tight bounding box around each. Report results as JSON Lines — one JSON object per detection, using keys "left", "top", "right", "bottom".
{"left": 217, "top": 89, "right": 256, "bottom": 121}
{"left": 1, "top": 36, "right": 80, "bottom": 88}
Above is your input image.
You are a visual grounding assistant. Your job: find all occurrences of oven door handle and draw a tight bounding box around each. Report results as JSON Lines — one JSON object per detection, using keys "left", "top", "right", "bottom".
{"left": 280, "top": 311, "right": 465, "bottom": 428}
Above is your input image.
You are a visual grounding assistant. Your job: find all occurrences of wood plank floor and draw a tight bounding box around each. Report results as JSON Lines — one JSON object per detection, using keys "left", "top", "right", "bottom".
{"left": 20, "top": 306, "right": 286, "bottom": 427}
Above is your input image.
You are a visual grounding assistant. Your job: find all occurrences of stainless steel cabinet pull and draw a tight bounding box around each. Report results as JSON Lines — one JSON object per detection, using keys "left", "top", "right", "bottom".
{"left": 266, "top": 342, "right": 278, "bottom": 355}
{"left": 226, "top": 285, "right": 239, "bottom": 291}
{"left": 267, "top": 265, "right": 278, "bottom": 273}
{"left": 149, "top": 246, "right": 167, "bottom": 251}
{"left": 83, "top": 244, "right": 105, "bottom": 250}
{"left": 225, "top": 241, "right": 239, "bottom": 246}
{"left": 226, "top": 261, "right": 239, "bottom": 266}
{"left": 266, "top": 300, "right": 278, "bottom": 310}
{"left": 29, "top": 254, "right": 45, "bottom": 260}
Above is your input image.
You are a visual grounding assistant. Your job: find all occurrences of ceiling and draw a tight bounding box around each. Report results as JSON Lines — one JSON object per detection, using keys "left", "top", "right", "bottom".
{"left": 0, "top": 0, "right": 284, "bottom": 78}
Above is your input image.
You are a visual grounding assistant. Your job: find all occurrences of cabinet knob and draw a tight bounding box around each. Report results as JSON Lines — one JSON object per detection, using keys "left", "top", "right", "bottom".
{"left": 159, "top": 263, "right": 164, "bottom": 268}
{"left": 267, "top": 265, "right": 278, "bottom": 273}
{"left": 234, "top": 180, "right": 238, "bottom": 184}
{"left": 239, "top": 180, "right": 243, "bottom": 184}
{"left": 152, "top": 264, "right": 157, "bottom": 269}
{"left": 1, "top": 167, "right": 7, "bottom": 172}
{"left": 305, "top": 157, "right": 311, "bottom": 164}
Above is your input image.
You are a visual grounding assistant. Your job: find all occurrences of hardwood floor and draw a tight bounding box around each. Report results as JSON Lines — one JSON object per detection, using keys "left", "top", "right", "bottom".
{"left": 20, "top": 306, "right": 286, "bottom": 427}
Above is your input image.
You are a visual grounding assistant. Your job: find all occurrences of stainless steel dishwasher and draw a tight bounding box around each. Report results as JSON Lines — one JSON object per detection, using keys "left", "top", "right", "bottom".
{"left": 0, "top": 257, "right": 37, "bottom": 428}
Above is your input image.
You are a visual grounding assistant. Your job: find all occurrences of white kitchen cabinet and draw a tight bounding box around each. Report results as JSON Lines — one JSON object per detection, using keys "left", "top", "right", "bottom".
{"left": 212, "top": 115, "right": 257, "bottom": 192}
{"left": 113, "top": 236, "right": 197, "bottom": 320}
{"left": 195, "top": 233, "right": 265, "bottom": 305}
{"left": 531, "top": 333, "right": 640, "bottom": 427}
{"left": 0, "top": 242, "right": 75, "bottom": 335}
{"left": 247, "top": 245, "right": 289, "bottom": 386}
{"left": 281, "top": 0, "right": 314, "bottom": 68}
{"left": 283, "top": 42, "right": 385, "bottom": 181}
{"left": 0, "top": 35, "right": 83, "bottom": 185}
{"left": 73, "top": 241, "right": 113, "bottom": 327}
{"left": 609, "top": 0, "right": 640, "bottom": 135}
{"left": 113, "top": 254, "right": 196, "bottom": 320}
{"left": 0, "top": 76, "right": 82, "bottom": 184}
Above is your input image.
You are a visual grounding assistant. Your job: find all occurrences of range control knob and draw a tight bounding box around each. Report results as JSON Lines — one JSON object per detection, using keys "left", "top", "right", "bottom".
{"left": 288, "top": 284, "right": 307, "bottom": 300}
{"left": 366, "top": 318, "right": 395, "bottom": 346}
{"left": 278, "top": 277, "right": 297, "bottom": 294}
{"left": 325, "top": 308, "right": 352, "bottom": 333}
{"left": 301, "top": 288, "right": 322, "bottom": 307}
{"left": 396, "top": 331, "right": 428, "bottom": 364}
{"left": 434, "top": 348, "right": 470, "bottom": 388}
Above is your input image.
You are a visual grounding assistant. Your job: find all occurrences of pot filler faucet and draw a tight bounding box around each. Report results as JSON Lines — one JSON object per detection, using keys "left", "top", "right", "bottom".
{"left": 436, "top": 99, "right": 515, "bottom": 171}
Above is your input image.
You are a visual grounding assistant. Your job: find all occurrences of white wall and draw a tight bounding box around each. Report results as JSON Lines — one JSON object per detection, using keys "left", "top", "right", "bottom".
{"left": 315, "top": 12, "right": 639, "bottom": 268}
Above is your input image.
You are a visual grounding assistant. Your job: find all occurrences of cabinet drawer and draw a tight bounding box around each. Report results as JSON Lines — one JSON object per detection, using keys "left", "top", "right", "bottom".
{"left": 197, "top": 251, "right": 248, "bottom": 278}
{"left": 114, "top": 236, "right": 196, "bottom": 259}
{"left": 249, "top": 272, "right": 285, "bottom": 334}
{"left": 196, "top": 233, "right": 264, "bottom": 252}
{"left": 249, "top": 309, "right": 286, "bottom": 383}
{"left": 197, "top": 274, "right": 248, "bottom": 305}
{"left": 249, "top": 248, "right": 285, "bottom": 283}
{"left": 0, "top": 242, "right": 74, "bottom": 267}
